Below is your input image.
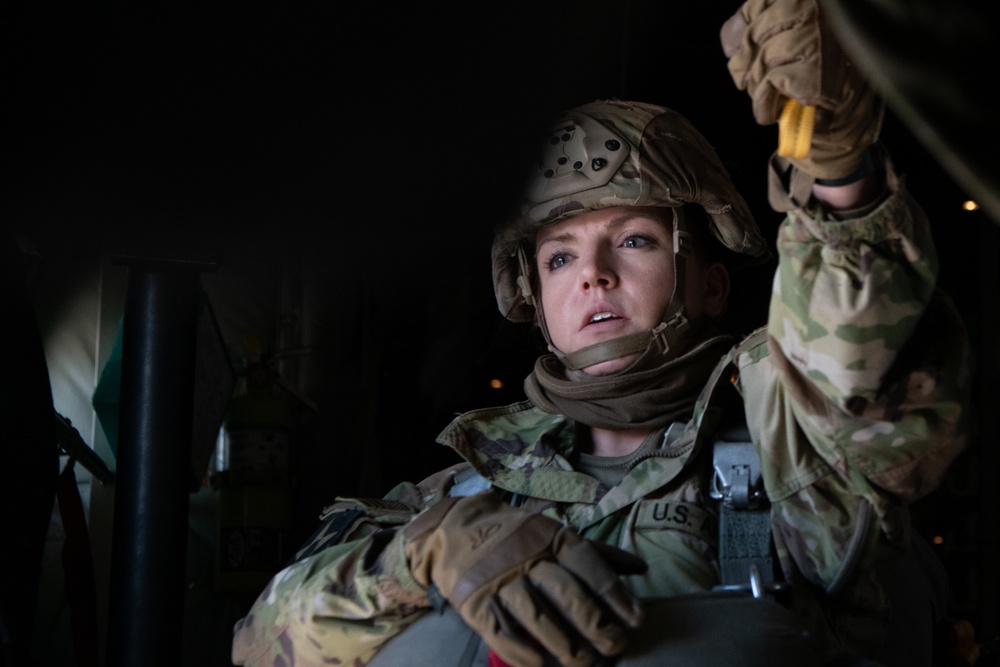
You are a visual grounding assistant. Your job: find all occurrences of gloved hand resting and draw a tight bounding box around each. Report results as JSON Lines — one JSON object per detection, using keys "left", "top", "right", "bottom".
{"left": 403, "top": 491, "right": 647, "bottom": 667}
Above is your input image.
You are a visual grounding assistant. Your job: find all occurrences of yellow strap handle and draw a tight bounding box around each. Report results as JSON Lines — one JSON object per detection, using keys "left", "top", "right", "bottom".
{"left": 777, "top": 98, "right": 816, "bottom": 158}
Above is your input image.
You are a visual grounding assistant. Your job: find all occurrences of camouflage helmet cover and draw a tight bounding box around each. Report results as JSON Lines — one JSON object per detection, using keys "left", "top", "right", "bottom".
{"left": 492, "top": 99, "right": 768, "bottom": 322}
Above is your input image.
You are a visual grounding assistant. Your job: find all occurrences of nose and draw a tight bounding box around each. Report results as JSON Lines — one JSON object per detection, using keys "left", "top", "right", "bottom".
{"left": 580, "top": 248, "right": 617, "bottom": 291}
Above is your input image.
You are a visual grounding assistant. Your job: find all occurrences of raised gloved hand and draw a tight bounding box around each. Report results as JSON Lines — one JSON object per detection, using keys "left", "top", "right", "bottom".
{"left": 403, "top": 491, "right": 647, "bottom": 667}
{"left": 720, "top": 0, "right": 884, "bottom": 182}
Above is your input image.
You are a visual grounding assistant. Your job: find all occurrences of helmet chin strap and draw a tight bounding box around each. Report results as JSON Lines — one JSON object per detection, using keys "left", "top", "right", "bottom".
{"left": 558, "top": 302, "right": 690, "bottom": 371}
{"left": 520, "top": 208, "right": 695, "bottom": 373}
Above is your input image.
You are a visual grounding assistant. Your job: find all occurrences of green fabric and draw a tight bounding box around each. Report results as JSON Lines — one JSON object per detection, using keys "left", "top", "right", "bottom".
{"left": 92, "top": 321, "right": 123, "bottom": 458}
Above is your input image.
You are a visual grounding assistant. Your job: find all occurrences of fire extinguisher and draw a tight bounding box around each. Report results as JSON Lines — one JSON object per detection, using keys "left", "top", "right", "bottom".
{"left": 211, "top": 343, "right": 297, "bottom": 595}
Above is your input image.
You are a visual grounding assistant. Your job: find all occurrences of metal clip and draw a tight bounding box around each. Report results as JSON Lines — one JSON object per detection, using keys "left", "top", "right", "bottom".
{"left": 709, "top": 439, "right": 763, "bottom": 510}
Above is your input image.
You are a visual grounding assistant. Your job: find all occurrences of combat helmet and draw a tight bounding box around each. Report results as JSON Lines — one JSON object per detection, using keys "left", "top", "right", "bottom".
{"left": 492, "top": 99, "right": 768, "bottom": 371}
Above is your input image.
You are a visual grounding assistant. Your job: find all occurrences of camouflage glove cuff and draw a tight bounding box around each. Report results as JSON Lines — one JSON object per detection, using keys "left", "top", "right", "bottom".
{"left": 403, "top": 491, "right": 646, "bottom": 667}
{"left": 721, "top": 0, "right": 884, "bottom": 181}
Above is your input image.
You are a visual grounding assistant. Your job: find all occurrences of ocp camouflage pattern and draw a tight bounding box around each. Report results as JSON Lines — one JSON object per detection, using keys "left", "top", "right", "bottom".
{"left": 232, "top": 174, "right": 969, "bottom": 666}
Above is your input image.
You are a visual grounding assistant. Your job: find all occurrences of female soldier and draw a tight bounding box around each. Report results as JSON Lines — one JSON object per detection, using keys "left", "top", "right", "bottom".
{"left": 231, "top": 2, "right": 969, "bottom": 665}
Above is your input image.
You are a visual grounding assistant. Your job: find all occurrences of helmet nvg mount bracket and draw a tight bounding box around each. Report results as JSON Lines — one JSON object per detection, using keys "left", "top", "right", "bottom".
{"left": 526, "top": 113, "right": 631, "bottom": 206}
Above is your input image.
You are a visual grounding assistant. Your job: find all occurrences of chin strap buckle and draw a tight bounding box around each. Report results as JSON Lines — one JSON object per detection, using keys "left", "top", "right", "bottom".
{"left": 651, "top": 310, "right": 689, "bottom": 356}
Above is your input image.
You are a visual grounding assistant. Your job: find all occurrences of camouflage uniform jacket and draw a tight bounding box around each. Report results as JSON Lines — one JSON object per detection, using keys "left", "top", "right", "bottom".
{"left": 231, "top": 177, "right": 969, "bottom": 666}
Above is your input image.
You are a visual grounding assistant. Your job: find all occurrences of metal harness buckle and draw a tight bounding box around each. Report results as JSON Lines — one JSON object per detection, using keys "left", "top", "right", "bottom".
{"left": 709, "top": 437, "right": 764, "bottom": 510}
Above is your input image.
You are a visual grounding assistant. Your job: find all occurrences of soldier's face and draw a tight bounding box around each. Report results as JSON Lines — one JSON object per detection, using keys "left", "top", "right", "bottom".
{"left": 535, "top": 207, "right": 680, "bottom": 375}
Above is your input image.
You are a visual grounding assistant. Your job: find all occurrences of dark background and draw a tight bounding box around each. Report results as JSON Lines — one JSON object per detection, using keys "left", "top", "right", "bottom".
{"left": 8, "top": 0, "right": 987, "bottom": 453}
{"left": 6, "top": 0, "right": 794, "bottom": 492}
{"left": 6, "top": 0, "right": 997, "bottom": 662}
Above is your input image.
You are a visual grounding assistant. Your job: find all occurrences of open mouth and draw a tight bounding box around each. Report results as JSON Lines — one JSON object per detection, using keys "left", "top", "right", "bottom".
{"left": 588, "top": 312, "right": 621, "bottom": 324}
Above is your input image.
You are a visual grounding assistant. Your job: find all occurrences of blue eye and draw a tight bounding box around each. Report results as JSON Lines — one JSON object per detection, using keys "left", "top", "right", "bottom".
{"left": 623, "top": 234, "right": 653, "bottom": 248}
{"left": 547, "top": 252, "right": 569, "bottom": 270}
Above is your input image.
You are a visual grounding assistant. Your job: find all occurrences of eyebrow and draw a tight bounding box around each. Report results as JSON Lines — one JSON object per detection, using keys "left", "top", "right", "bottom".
{"left": 536, "top": 212, "right": 657, "bottom": 249}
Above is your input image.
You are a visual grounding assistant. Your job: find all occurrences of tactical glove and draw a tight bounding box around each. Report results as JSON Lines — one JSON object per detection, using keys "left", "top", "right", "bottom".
{"left": 720, "top": 0, "right": 884, "bottom": 181}
{"left": 403, "top": 491, "right": 647, "bottom": 667}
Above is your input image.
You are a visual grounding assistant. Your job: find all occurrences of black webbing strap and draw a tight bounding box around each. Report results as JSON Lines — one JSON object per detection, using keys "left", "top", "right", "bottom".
{"left": 718, "top": 504, "right": 775, "bottom": 589}
{"left": 711, "top": 431, "right": 777, "bottom": 592}
{"left": 700, "top": 343, "right": 785, "bottom": 597}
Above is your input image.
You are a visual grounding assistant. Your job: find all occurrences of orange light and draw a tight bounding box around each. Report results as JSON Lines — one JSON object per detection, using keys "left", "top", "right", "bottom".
{"left": 963, "top": 200, "right": 979, "bottom": 212}
{"left": 489, "top": 379, "right": 504, "bottom": 390}
{"left": 932, "top": 535, "right": 944, "bottom": 545}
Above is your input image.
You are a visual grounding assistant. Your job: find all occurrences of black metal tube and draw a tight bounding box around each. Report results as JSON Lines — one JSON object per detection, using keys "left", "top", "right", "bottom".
{"left": 106, "top": 262, "right": 204, "bottom": 667}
